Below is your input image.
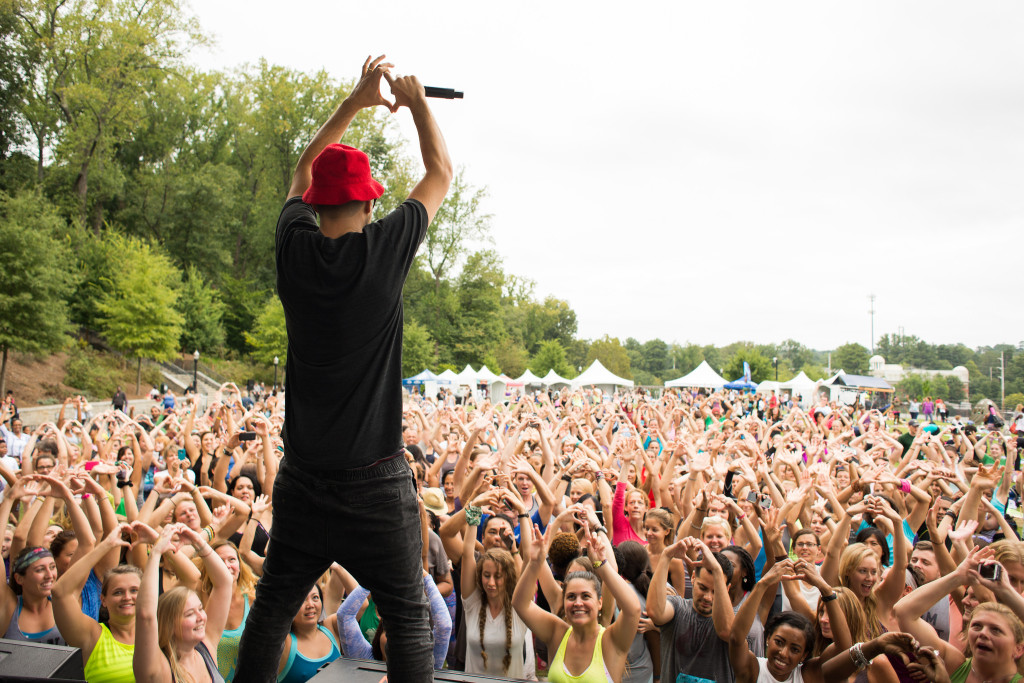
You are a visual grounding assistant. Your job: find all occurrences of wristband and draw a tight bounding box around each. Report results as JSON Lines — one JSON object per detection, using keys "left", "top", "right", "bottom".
{"left": 465, "top": 505, "right": 482, "bottom": 527}
{"left": 517, "top": 513, "right": 529, "bottom": 520}
{"left": 594, "top": 526, "right": 609, "bottom": 536}
{"left": 116, "top": 480, "right": 132, "bottom": 489}
{"left": 592, "top": 559, "right": 606, "bottom": 570}
{"left": 561, "top": 475, "right": 572, "bottom": 483}
{"left": 774, "top": 555, "right": 789, "bottom": 562}
{"left": 737, "top": 512, "right": 746, "bottom": 520}
{"left": 202, "top": 525, "right": 214, "bottom": 542}
{"left": 900, "top": 479, "right": 911, "bottom": 493}
{"left": 821, "top": 516, "right": 831, "bottom": 525}
{"left": 820, "top": 592, "right": 838, "bottom": 603}
{"left": 595, "top": 470, "right": 604, "bottom": 479}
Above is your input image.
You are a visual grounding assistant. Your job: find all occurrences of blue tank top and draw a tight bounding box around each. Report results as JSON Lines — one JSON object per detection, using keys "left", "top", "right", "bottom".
{"left": 278, "top": 625, "right": 341, "bottom": 683}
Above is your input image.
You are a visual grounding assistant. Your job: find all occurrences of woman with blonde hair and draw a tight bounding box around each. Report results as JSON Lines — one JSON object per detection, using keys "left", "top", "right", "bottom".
{"left": 191, "top": 540, "right": 257, "bottom": 681}
{"left": 133, "top": 522, "right": 232, "bottom": 683}
{"left": 823, "top": 497, "right": 908, "bottom": 637}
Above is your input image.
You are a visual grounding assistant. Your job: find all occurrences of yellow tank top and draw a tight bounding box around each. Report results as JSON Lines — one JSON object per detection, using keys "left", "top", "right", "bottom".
{"left": 548, "top": 626, "right": 614, "bottom": 683}
{"left": 83, "top": 623, "right": 134, "bottom": 683}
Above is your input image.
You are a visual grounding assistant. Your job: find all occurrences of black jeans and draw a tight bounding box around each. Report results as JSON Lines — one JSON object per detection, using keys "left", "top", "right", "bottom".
{"left": 235, "top": 454, "right": 434, "bottom": 682}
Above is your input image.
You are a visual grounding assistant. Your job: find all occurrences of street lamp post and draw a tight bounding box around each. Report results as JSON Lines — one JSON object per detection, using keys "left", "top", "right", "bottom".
{"left": 773, "top": 356, "right": 778, "bottom": 381}
{"left": 273, "top": 356, "right": 279, "bottom": 390}
{"left": 193, "top": 350, "right": 200, "bottom": 393}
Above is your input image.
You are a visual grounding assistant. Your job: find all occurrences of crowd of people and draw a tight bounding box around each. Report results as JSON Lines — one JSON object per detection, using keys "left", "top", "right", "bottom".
{"left": 0, "top": 383, "right": 1023, "bottom": 682}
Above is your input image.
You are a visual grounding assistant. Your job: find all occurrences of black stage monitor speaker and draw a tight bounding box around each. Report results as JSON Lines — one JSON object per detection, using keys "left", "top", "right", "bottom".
{"left": 0, "top": 638, "right": 85, "bottom": 679}
{"left": 311, "top": 657, "right": 519, "bottom": 682}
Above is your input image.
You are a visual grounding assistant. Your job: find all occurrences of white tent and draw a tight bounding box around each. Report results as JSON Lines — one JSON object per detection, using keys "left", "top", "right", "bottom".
{"left": 571, "top": 360, "right": 634, "bottom": 392}
{"left": 782, "top": 371, "right": 819, "bottom": 407}
{"left": 514, "top": 369, "right": 544, "bottom": 387}
{"left": 477, "top": 366, "right": 500, "bottom": 384}
{"left": 541, "top": 369, "right": 572, "bottom": 387}
{"left": 665, "top": 361, "right": 728, "bottom": 389}
{"left": 454, "top": 365, "right": 478, "bottom": 386}
{"left": 756, "top": 380, "right": 782, "bottom": 395}
{"left": 437, "top": 368, "right": 459, "bottom": 383}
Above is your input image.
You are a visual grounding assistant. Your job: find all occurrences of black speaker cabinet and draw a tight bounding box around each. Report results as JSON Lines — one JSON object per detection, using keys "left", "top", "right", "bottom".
{"left": 311, "top": 657, "right": 521, "bottom": 682}
{"left": 0, "top": 638, "right": 85, "bottom": 679}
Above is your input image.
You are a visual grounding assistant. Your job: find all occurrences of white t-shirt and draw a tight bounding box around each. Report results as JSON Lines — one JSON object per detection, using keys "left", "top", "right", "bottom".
{"left": 462, "top": 589, "right": 529, "bottom": 679}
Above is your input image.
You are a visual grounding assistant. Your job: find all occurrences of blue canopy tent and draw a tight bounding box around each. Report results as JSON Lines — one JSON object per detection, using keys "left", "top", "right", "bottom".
{"left": 723, "top": 361, "right": 758, "bottom": 392}
{"left": 402, "top": 369, "right": 441, "bottom": 386}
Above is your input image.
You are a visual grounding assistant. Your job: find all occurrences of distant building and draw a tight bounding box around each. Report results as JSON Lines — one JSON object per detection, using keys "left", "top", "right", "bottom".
{"left": 868, "top": 355, "right": 969, "bottom": 389}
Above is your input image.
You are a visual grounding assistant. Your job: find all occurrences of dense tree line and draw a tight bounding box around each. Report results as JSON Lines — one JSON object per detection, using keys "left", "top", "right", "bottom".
{"left": 0, "top": 0, "right": 1018, "bottom": 408}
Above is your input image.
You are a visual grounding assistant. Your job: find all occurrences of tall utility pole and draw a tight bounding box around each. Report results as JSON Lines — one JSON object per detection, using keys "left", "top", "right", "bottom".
{"left": 868, "top": 294, "right": 876, "bottom": 355}
{"left": 1001, "top": 351, "right": 1006, "bottom": 410}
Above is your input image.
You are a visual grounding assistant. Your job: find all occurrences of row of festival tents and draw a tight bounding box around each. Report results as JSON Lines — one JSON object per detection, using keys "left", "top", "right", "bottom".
{"left": 403, "top": 360, "right": 636, "bottom": 396}
{"left": 404, "top": 359, "right": 891, "bottom": 400}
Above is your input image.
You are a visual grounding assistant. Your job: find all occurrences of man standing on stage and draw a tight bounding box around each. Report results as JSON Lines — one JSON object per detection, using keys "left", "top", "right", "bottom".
{"left": 235, "top": 55, "right": 452, "bottom": 682}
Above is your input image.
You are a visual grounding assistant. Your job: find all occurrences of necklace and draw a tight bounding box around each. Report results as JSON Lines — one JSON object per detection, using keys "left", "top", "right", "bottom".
{"left": 971, "top": 665, "right": 1015, "bottom": 683}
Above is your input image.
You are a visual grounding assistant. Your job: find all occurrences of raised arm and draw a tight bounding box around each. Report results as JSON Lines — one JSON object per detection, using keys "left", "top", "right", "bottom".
{"left": 512, "top": 520, "right": 566, "bottom": 648}
{"left": 52, "top": 525, "right": 131, "bottom": 657}
{"left": 381, "top": 70, "right": 453, "bottom": 221}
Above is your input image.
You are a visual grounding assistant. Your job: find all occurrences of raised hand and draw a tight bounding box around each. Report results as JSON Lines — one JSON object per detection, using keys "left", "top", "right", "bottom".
{"left": 947, "top": 519, "right": 978, "bottom": 543}
{"left": 250, "top": 494, "right": 271, "bottom": 517}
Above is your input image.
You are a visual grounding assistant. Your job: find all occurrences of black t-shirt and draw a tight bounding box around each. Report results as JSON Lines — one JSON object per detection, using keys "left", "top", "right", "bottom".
{"left": 275, "top": 197, "right": 428, "bottom": 470}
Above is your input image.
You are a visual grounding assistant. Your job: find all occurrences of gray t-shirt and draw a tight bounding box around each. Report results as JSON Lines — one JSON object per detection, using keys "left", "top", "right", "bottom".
{"left": 657, "top": 596, "right": 733, "bottom": 683}
{"left": 426, "top": 529, "right": 451, "bottom": 587}
{"left": 624, "top": 585, "right": 654, "bottom": 683}
{"left": 921, "top": 596, "right": 949, "bottom": 643}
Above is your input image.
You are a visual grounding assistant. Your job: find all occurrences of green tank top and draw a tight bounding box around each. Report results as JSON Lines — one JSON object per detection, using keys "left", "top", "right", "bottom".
{"left": 548, "top": 626, "right": 614, "bottom": 683}
{"left": 949, "top": 659, "right": 1022, "bottom": 683}
{"left": 83, "top": 623, "right": 134, "bottom": 683}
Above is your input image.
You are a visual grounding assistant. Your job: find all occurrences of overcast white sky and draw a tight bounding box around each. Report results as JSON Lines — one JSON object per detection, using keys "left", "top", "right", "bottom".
{"left": 189, "top": 1, "right": 1024, "bottom": 353}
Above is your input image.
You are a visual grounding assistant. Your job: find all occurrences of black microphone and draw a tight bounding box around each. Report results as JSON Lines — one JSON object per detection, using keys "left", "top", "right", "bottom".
{"left": 423, "top": 86, "right": 464, "bottom": 99}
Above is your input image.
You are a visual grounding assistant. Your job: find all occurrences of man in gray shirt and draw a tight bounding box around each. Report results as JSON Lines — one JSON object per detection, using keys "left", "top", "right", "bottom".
{"left": 648, "top": 538, "right": 736, "bottom": 683}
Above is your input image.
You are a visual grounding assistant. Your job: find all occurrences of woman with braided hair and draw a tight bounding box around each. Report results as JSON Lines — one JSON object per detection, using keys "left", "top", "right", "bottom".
{"left": 461, "top": 488, "right": 530, "bottom": 678}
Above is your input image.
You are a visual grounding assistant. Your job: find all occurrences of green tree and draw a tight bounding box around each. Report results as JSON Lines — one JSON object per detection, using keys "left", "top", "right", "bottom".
{"left": 219, "top": 275, "right": 265, "bottom": 355}
{"left": 176, "top": 266, "right": 226, "bottom": 354}
{"left": 95, "top": 236, "right": 183, "bottom": 392}
{"left": 586, "top": 336, "right": 632, "bottom": 380}
{"left": 898, "top": 374, "right": 924, "bottom": 401}
{"left": 1005, "top": 393, "right": 1024, "bottom": 411}
{"left": 0, "top": 191, "right": 76, "bottom": 395}
{"left": 452, "top": 250, "right": 505, "bottom": 367}
{"left": 402, "top": 321, "right": 436, "bottom": 378}
{"left": 670, "top": 343, "right": 705, "bottom": 376}
{"left": 723, "top": 347, "right": 773, "bottom": 383}
{"left": 13, "top": 0, "right": 205, "bottom": 229}
{"left": 832, "top": 342, "right": 870, "bottom": 375}
{"left": 493, "top": 338, "right": 528, "bottom": 379}
{"left": 946, "top": 376, "right": 965, "bottom": 402}
{"left": 640, "top": 339, "right": 670, "bottom": 377}
{"left": 244, "top": 297, "right": 287, "bottom": 366}
{"left": 530, "top": 340, "right": 573, "bottom": 378}
{"left": 420, "top": 168, "right": 491, "bottom": 294}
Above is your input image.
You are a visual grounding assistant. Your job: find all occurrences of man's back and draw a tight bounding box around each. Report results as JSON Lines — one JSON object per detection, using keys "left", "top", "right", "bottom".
{"left": 275, "top": 197, "right": 428, "bottom": 471}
